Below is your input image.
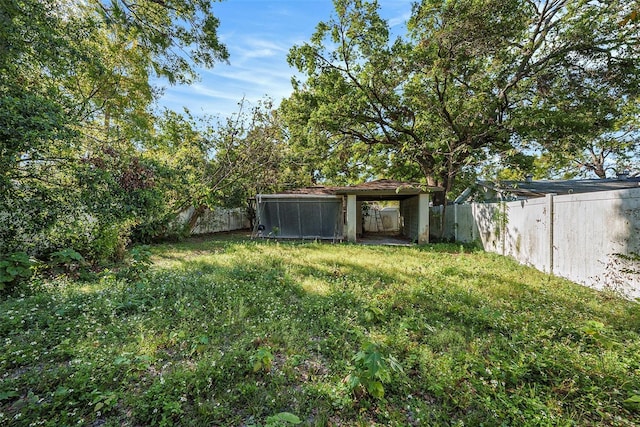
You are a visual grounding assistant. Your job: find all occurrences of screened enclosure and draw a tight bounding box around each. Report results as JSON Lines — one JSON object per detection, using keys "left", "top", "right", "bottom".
{"left": 255, "top": 194, "right": 344, "bottom": 240}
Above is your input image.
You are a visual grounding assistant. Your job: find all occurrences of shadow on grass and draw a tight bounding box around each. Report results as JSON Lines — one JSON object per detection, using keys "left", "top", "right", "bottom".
{"left": 3, "top": 241, "right": 640, "bottom": 426}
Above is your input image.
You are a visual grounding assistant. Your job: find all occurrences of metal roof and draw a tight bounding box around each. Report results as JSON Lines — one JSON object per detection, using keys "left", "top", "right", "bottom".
{"left": 277, "top": 179, "right": 443, "bottom": 200}
{"left": 478, "top": 177, "right": 640, "bottom": 199}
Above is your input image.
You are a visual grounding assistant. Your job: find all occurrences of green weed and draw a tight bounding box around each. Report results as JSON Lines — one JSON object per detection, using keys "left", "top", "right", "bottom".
{"left": 251, "top": 347, "right": 275, "bottom": 373}
{"left": 0, "top": 252, "right": 33, "bottom": 293}
{"left": 345, "top": 342, "right": 403, "bottom": 400}
{"left": 1, "top": 235, "right": 639, "bottom": 426}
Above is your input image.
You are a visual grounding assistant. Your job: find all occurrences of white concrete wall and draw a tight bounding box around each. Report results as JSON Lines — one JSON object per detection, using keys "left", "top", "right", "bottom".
{"left": 380, "top": 207, "right": 400, "bottom": 232}
{"left": 552, "top": 189, "right": 640, "bottom": 296}
{"left": 362, "top": 207, "right": 400, "bottom": 233}
{"left": 435, "top": 188, "right": 640, "bottom": 298}
{"left": 496, "top": 197, "right": 551, "bottom": 273}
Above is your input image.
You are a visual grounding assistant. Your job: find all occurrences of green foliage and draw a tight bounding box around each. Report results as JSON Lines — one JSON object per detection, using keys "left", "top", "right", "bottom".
{"left": 1, "top": 236, "right": 640, "bottom": 425}
{"left": 189, "top": 335, "right": 211, "bottom": 357}
{"left": 250, "top": 347, "right": 275, "bottom": 373}
{"left": 362, "top": 305, "right": 384, "bottom": 324}
{"left": 115, "top": 245, "right": 153, "bottom": 283}
{"left": 50, "top": 248, "right": 85, "bottom": 265}
{"left": 0, "top": 0, "right": 231, "bottom": 263}
{"left": 146, "top": 99, "right": 299, "bottom": 237}
{"left": 0, "top": 252, "right": 33, "bottom": 292}
{"left": 129, "top": 245, "right": 152, "bottom": 267}
{"left": 248, "top": 412, "right": 302, "bottom": 427}
{"left": 581, "top": 320, "right": 615, "bottom": 350}
{"left": 624, "top": 394, "right": 640, "bottom": 412}
{"left": 49, "top": 248, "right": 87, "bottom": 278}
{"left": 285, "top": 0, "right": 639, "bottom": 201}
{"left": 265, "top": 412, "right": 302, "bottom": 426}
{"left": 346, "top": 342, "right": 403, "bottom": 399}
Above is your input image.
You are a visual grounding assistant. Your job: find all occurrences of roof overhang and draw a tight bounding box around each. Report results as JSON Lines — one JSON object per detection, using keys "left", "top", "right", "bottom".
{"left": 333, "top": 189, "right": 422, "bottom": 201}
{"left": 256, "top": 194, "right": 342, "bottom": 201}
{"left": 258, "top": 180, "right": 444, "bottom": 201}
{"left": 334, "top": 182, "right": 442, "bottom": 201}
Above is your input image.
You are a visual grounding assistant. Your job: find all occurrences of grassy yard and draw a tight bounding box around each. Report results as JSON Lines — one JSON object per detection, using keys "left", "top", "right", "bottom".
{"left": 1, "top": 235, "right": 640, "bottom": 426}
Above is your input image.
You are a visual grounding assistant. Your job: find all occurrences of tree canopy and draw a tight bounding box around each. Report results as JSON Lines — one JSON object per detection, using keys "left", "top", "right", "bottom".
{"left": 0, "top": 0, "right": 231, "bottom": 259}
{"left": 285, "top": 0, "right": 640, "bottom": 203}
{"left": 2, "top": 0, "right": 639, "bottom": 261}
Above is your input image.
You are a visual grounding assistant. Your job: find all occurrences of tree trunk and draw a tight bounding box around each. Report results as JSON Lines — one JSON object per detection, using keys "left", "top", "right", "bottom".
{"left": 424, "top": 175, "right": 447, "bottom": 206}
{"left": 421, "top": 162, "right": 457, "bottom": 241}
{"left": 187, "top": 205, "right": 206, "bottom": 233}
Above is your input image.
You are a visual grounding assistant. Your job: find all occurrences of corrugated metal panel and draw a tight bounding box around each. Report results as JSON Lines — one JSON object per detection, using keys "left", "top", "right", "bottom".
{"left": 256, "top": 196, "right": 343, "bottom": 240}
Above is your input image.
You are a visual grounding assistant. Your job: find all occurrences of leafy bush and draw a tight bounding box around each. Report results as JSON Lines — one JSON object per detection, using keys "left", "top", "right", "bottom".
{"left": 118, "top": 245, "right": 153, "bottom": 282}
{"left": 250, "top": 347, "right": 275, "bottom": 373}
{"left": 49, "top": 248, "right": 86, "bottom": 275}
{"left": 345, "top": 342, "right": 403, "bottom": 399}
{"left": 91, "top": 219, "right": 140, "bottom": 262}
{"left": 0, "top": 252, "right": 33, "bottom": 293}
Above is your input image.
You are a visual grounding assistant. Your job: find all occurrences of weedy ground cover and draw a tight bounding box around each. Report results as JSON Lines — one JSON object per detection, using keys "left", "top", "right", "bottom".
{"left": 1, "top": 235, "right": 639, "bottom": 426}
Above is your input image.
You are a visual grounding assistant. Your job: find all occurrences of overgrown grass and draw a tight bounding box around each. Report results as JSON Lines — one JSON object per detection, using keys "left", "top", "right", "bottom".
{"left": 2, "top": 235, "right": 640, "bottom": 426}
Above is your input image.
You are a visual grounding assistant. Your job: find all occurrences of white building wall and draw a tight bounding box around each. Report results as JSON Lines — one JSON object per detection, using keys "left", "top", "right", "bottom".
{"left": 380, "top": 207, "right": 400, "bottom": 232}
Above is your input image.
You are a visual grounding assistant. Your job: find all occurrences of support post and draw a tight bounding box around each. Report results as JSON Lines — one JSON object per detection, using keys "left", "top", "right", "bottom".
{"left": 546, "top": 193, "right": 555, "bottom": 274}
{"left": 454, "top": 203, "right": 458, "bottom": 242}
{"left": 418, "top": 193, "right": 430, "bottom": 244}
{"left": 346, "top": 194, "right": 357, "bottom": 243}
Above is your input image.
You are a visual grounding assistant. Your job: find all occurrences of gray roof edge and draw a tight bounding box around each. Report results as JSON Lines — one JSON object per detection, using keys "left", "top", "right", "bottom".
{"left": 256, "top": 194, "right": 343, "bottom": 200}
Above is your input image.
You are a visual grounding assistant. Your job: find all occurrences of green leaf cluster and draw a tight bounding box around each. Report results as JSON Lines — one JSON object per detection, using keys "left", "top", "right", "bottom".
{"left": 346, "top": 342, "right": 403, "bottom": 399}
{"left": 0, "top": 252, "right": 33, "bottom": 292}
{"left": 284, "top": 0, "right": 640, "bottom": 200}
{"left": 250, "top": 347, "right": 275, "bottom": 373}
{"left": 1, "top": 0, "right": 245, "bottom": 262}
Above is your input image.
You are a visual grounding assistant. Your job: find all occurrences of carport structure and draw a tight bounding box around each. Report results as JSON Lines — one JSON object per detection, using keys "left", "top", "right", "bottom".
{"left": 255, "top": 179, "right": 442, "bottom": 244}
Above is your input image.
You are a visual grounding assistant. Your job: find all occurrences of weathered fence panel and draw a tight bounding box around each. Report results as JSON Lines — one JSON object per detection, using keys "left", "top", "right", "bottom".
{"left": 552, "top": 189, "right": 640, "bottom": 296}
{"left": 177, "top": 207, "right": 250, "bottom": 235}
{"left": 429, "top": 205, "right": 456, "bottom": 240}
{"left": 434, "top": 188, "right": 640, "bottom": 298}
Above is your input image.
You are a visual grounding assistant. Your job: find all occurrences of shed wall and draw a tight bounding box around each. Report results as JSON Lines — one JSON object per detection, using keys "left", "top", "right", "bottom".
{"left": 400, "top": 196, "right": 419, "bottom": 241}
{"left": 257, "top": 196, "right": 343, "bottom": 240}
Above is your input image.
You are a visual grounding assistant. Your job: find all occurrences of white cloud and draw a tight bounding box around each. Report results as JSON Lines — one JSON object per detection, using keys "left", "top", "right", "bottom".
{"left": 156, "top": 0, "right": 412, "bottom": 119}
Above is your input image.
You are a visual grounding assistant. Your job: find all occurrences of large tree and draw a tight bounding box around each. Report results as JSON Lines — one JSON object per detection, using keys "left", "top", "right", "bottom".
{"left": 515, "top": 1, "right": 640, "bottom": 179}
{"left": 0, "top": 0, "right": 228, "bottom": 258}
{"left": 146, "top": 98, "right": 303, "bottom": 235}
{"left": 286, "top": 0, "right": 640, "bottom": 203}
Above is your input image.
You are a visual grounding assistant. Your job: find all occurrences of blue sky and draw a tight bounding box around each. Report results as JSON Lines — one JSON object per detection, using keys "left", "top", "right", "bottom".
{"left": 158, "top": 0, "right": 413, "bottom": 118}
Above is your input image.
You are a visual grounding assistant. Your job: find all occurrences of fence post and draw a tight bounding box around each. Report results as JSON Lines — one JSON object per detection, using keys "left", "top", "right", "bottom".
{"left": 471, "top": 204, "right": 477, "bottom": 242}
{"left": 546, "top": 194, "right": 556, "bottom": 274}
{"left": 454, "top": 203, "right": 458, "bottom": 242}
{"left": 501, "top": 202, "right": 506, "bottom": 256}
